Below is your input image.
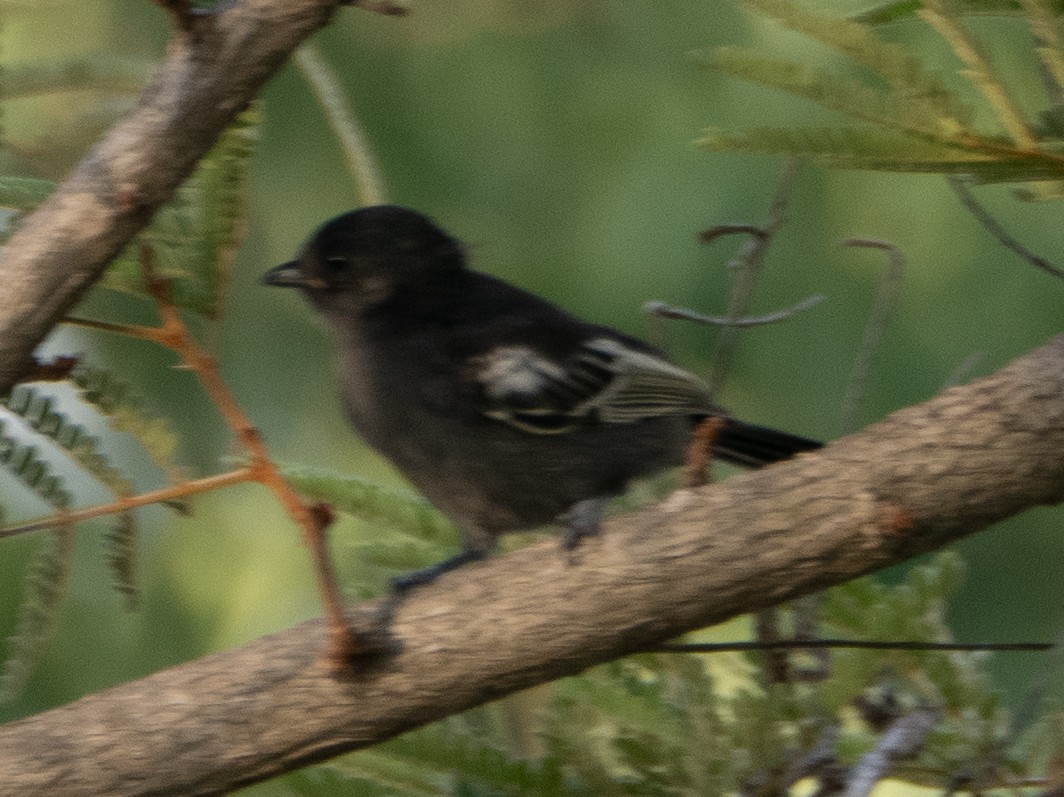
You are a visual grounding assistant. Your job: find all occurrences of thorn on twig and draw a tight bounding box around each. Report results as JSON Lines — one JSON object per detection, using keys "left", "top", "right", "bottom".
{"left": 23, "top": 356, "right": 80, "bottom": 383}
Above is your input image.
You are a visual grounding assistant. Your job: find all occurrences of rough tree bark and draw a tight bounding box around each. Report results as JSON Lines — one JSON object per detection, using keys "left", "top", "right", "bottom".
{"left": 0, "top": 333, "right": 1062, "bottom": 796}
{"left": 0, "top": 0, "right": 378, "bottom": 395}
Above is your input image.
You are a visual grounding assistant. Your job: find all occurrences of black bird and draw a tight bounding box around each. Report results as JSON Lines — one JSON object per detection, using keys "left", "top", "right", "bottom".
{"left": 265, "top": 205, "right": 820, "bottom": 590}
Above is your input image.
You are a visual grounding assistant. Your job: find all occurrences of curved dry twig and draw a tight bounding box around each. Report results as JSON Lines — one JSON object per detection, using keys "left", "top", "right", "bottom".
{"left": 947, "top": 176, "right": 1064, "bottom": 280}
{"left": 838, "top": 238, "right": 905, "bottom": 435}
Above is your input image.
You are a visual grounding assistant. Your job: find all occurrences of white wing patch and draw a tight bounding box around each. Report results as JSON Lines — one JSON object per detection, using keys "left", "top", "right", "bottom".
{"left": 474, "top": 338, "right": 713, "bottom": 434}
{"left": 478, "top": 347, "right": 568, "bottom": 403}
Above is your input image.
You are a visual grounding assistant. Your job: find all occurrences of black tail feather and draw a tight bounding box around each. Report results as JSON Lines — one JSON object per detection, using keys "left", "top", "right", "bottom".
{"left": 713, "top": 418, "right": 822, "bottom": 468}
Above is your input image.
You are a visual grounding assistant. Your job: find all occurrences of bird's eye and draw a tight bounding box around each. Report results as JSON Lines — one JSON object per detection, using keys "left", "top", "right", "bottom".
{"left": 325, "top": 256, "right": 348, "bottom": 271}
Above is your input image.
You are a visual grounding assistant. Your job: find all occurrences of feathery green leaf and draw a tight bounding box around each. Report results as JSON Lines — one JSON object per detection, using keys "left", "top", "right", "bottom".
{"left": 105, "top": 512, "right": 139, "bottom": 611}
{"left": 0, "top": 526, "right": 75, "bottom": 702}
{"left": 282, "top": 465, "right": 458, "bottom": 545}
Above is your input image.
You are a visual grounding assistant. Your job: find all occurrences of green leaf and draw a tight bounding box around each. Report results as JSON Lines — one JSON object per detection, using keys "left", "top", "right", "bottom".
{"left": 0, "top": 419, "right": 72, "bottom": 510}
{"left": 0, "top": 526, "right": 75, "bottom": 701}
{"left": 697, "top": 124, "right": 1064, "bottom": 181}
{"left": 105, "top": 512, "right": 139, "bottom": 611}
{"left": 282, "top": 465, "right": 458, "bottom": 545}
{"left": 69, "top": 363, "right": 185, "bottom": 486}
{"left": 707, "top": 46, "right": 972, "bottom": 141}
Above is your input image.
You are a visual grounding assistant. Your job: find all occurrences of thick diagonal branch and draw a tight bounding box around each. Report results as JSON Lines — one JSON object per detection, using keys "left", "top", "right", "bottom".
{"left": 0, "top": 0, "right": 350, "bottom": 395}
{"left": 1, "top": 334, "right": 1063, "bottom": 797}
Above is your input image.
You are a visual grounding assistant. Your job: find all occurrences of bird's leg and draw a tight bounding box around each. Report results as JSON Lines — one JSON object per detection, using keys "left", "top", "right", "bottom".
{"left": 391, "top": 548, "right": 486, "bottom": 594}
{"left": 560, "top": 497, "right": 607, "bottom": 551}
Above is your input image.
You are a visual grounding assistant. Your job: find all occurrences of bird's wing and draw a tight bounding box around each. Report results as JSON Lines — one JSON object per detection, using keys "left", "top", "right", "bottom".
{"left": 472, "top": 336, "right": 713, "bottom": 434}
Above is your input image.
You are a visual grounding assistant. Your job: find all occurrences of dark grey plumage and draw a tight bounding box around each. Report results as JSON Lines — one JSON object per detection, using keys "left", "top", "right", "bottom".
{"left": 265, "top": 205, "right": 821, "bottom": 589}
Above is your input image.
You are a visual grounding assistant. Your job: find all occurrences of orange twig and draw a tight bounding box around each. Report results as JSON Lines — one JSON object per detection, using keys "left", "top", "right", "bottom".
{"left": 6, "top": 247, "right": 361, "bottom": 667}
{"left": 0, "top": 469, "right": 254, "bottom": 539}
{"left": 684, "top": 417, "right": 725, "bottom": 488}
{"left": 137, "top": 245, "right": 358, "bottom": 666}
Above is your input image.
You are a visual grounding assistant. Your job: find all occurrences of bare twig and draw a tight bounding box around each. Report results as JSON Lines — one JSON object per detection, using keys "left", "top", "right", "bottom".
{"left": 838, "top": 239, "right": 905, "bottom": 435}
{"left": 793, "top": 594, "right": 830, "bottom": 681}
{"left": 643, "top": 294, "right": 824, "bottom": 329}
{"left": 754, "top": 608, "right": 791, "bottom": 684}
{"left": 708, "top": 157, "right": 800, "bottom": 392}
{"left": 4, "top": 248, "right": 362, "bottom": 666}
{"left": 948, "top": 176, "right": 1064, "bottom": 280}
{"left": 647, "top": 639, "right": 1052, "bottom": 654}
{"left": 138, "top": 245, "right": 359, "bottom": 666}
{"left": 0, "top": 469, "right": 252, "bottom": 539}
{"left": 843, "top": 707, "right": 939, "bottom": 797}
{"left": 294, "top": 44, "right": 386, "bottom": 206}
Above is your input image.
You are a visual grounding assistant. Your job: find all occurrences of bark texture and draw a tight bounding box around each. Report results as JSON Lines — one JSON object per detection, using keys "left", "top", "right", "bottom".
{"left": 1, "top": 334, "right": 1063, "bottom": 796}
{"left": 0, "top": 0, "right": 347, "bottom": 394}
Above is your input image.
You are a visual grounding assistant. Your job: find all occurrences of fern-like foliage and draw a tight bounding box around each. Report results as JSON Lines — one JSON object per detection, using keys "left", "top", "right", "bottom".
{"left": 283, "top": 465, "right": 459, "bottom": 546}
{"left": 0, "top": 526, "right": 75, "bottom": 702}
{"left": 282, "top": 465, "right": 460, "bottom": 595}
{"left": 68, "top": 362, "right": 185, "bottom": 486}
{"left": 3, "top": 383, "right": 135, "bottom": 497}
{"left": 0, "top": 110, "right": 260, "bottom": 317}
{"left": 105, "top": 512, "right": 139, "bottom": 611}
{"left": 0, "top": 420, "right": 72, "bottom": 510}
{"left": 700, "top": 0, "right": 1064, "bottom": 185}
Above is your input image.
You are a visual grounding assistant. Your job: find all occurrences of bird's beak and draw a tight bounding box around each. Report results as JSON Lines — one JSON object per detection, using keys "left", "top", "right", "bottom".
{"left": 263, "top": 261, "right": 309, "bottom": 288}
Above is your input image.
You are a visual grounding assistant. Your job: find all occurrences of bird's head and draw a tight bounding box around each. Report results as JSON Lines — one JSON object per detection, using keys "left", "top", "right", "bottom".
{"left": 264, "top": 205, "right": 465, "bottom": 315}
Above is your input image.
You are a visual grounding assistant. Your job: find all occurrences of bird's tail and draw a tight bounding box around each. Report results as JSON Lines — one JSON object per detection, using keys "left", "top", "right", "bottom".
{"left": 712, "top": 418, "right": 822, "bottom": 468}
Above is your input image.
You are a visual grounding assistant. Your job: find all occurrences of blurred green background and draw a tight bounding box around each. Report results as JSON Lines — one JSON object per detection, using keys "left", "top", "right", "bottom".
{"left": 2, "top": 0, "right": 1063, "bottom": 791}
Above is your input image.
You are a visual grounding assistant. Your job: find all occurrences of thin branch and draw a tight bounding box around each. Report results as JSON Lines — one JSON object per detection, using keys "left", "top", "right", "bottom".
{"left": 843, "top": 707, "right": 939, "bottom": 797}
{"left": 648, "top": 639, "right": 1053, "bottom": 654}
{"left": 0, "top": 469, "right": 255, "bottom": 539}
{"left": 709, "top": 157, "right": 799, "bottom": 393}
{"left": 755, "top": 607, "right": 791, "bottom": 684}
{"left": 294, "top": 44, "right": 387, "bottom": 206}
{"left": 837, "top": 239, "right": 905, "bottom": 435}
{"left": 643, "top": 293, "right": 824, "bottom": 328}
{"left": 948, "top": 176, "right": 1064, "bottom": 280}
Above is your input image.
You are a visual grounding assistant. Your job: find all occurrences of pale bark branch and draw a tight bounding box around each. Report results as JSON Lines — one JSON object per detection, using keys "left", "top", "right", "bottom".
{"left": 0, "top": 0, "right": 356, "bottom": 395}
{"left": 0, "top": 333, "right": 1063, "bottom": 796}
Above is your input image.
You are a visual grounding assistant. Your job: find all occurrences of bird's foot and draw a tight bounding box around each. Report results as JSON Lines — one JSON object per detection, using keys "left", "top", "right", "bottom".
{"left": 560, "top": 497, "right": 606, "bottom": 552}
{"left": 390, "top": 549, "right": 486, "bottom": 594}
